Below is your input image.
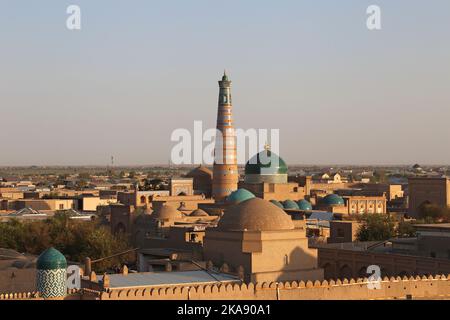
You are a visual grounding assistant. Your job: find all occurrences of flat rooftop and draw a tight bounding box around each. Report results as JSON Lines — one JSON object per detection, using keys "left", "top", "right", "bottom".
{"left": 97, "top": 270, "right": 240, "bottom": 289}
{"left": 414, "top": 223, "right": 450, "bottom": 231}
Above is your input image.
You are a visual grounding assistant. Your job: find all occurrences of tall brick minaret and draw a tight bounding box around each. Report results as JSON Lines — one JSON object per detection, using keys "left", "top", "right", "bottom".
{"left": 212, "top": 71, "right": 239, "bottom": 202}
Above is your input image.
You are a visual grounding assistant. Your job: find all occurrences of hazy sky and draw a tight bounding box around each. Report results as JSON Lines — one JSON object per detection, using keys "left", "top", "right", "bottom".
{"left": 1, "top": 1, "right": 449, "bottom": 166}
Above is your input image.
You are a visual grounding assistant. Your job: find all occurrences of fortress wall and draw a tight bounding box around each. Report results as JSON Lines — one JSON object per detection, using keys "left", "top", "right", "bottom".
{"left": 0, "top": 289, "right": 80, "bottom": 300}
{"left": 3, "top": 276, "right": 450, "bottom": 300}
{"left": 318, "top": 247, "right": 450, "bottom": 279}
{"left": 97, "top": 275, "right": 450, "bottom": 300}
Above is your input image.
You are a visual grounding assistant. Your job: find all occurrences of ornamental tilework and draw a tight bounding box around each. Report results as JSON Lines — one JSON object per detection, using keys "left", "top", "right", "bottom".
{"left": 37, "top": 269, "right": 67, "bottom": 298}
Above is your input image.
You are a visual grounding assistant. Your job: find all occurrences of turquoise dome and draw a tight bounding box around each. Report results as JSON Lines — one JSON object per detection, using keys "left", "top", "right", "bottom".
{"left": 37, "top": 247, "right": 67, "bottom": 270}
{"left": 322, "top": 194, "right": 345, "bottom": 206}
{"left": 270, "top": 200, "right": 284, "bottom": 209}
{"left": 297, "top": 199, "right": 313, "bottom": 211}
{"left": 283, "top": 200, "right": 300, "bottom": 210}
{"left": 245, "top": 150, "right": 288, "bottom": 175}
{"left": 226, "top": 189, "right": 255, "bottom": 204}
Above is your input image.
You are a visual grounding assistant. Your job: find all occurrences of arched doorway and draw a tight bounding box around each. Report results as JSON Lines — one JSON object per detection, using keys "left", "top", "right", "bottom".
{"left": 339, "top": 265, "right": 353, "bottom": 280}
{"left": 322, "top": 263, "right": 335, "bottom": 280}
{"left": 358, "top": 266, "right": 368, "bottom": 278}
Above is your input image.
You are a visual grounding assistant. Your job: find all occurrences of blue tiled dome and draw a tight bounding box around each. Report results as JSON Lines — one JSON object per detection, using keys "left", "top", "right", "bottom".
{"left": 297, "top": 199, "right": 313, "bottom": 211}
{"left": 245, "top": 150, "right": 288, "bottom": 175}
{"left": 218, "top": 198, "right": 294, "bottom": 231}
{"left": 37, "top": 247, "right": 67, "bottom": 270}
{"left": 322, "top": 194, "right": 345, "bottom": 206}
{"left": 270, "top": 200, "right": 284, "bottom": 209}
{"left": 283, "top": 200, "right": 300, "bottom": 210}
{"left": 226, "top": 189, "right": 256, "bottom": 205}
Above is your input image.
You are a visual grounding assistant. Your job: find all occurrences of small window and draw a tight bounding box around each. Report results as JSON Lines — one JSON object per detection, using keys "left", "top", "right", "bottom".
{"left": 284, "top": 254, "right": 289, "bottom": 265}
{"left": 59, "top": 204, "right": 64, "bottom": 210}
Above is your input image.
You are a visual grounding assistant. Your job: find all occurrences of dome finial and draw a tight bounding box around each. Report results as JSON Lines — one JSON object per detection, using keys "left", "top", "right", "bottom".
{"left": 264, "top": 142, "right": 271, "bottom": 151}
{"left": 222, "top": 70, "right": 229, "bottom": 81}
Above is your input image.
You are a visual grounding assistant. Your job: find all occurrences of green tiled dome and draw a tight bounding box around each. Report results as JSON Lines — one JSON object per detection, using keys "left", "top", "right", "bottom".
{"left": 322, "top": 194, "right": 345, "bottom": 206}
{"left": 297, "top": 199, "right": 313, "bottom": 211}
{"left": 245, "top": 150, "right": 288, "bottom": 175}
{"left": 270, "top": 200, "right": 284, "bottom": 209}
{"left": 36, "top": 247, "right": 67, "bottom": 270}
{"left": 283, "top": 200, "right": 300, "bottom": 210}
{"left": 226, "top": 189, "right": 255, "bottom": 205}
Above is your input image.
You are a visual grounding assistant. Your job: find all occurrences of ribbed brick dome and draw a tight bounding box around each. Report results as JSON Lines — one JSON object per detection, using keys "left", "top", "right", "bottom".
{"left": 218, "top": 198, "right": 294, "bottom": 231}
{"left": 190, "top": 209, "right": 209, "bottom": 217}
{"left": 153, "top": 205, "right": 182, "bottom": 220}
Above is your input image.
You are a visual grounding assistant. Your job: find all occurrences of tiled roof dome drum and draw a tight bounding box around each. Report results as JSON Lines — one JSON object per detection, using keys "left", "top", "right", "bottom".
{"left": 218, "top": 198, "right": 294, "bottom": 231}
{"left": 244, "top": 149, "right": 288, "bottom": 184}
{"left": 36, "top": 247, "right": 67, "bottom": 299}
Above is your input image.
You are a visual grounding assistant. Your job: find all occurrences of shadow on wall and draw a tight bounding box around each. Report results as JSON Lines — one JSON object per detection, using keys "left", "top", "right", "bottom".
{"left": 275, "top": 246, "right": 322, "bottom": 283}
{"left": 321, "top": 262, "right": 415, "bottom": 281}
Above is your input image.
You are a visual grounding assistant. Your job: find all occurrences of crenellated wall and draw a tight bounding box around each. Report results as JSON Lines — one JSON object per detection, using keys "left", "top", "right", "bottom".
{"left": 3, "top": 276, "right": 450, "bottom": 300}
{"left": 0, "top": 292, "right": 41, "bottom": 300}
{"left": 0, "top": 289, "right": 80, "bottom": 300}
{"left": 97, "top": 275, "right": 450, "bottom": 300}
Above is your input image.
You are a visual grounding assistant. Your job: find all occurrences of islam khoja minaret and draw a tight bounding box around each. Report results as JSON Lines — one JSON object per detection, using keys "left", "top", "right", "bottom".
{"left": 212, "top": 71, "right": 239, "bottom": 202}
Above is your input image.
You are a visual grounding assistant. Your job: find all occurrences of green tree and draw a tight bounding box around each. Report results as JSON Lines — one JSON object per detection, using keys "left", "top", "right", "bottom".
{"left": 0, "top": 215, "right": 133, "bottom": 272}
{"left": 356, "top": 213, "right": 395, "bottom": 241}
{"left": 396, "top": 221, "right": 416, "bottom": 237}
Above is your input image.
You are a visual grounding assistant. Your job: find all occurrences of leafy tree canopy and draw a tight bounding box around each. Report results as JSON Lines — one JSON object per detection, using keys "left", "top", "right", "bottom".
{"left": 0, "top": 213, "right": 134, "bottom": 272}
{"left": 356, "top": 213, "right": 395, "bottom": 241}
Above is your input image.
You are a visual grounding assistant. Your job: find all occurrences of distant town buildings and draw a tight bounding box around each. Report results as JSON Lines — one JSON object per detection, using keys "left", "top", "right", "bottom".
{"left": 1, "top": 74, "right": 450, "bottom": 300}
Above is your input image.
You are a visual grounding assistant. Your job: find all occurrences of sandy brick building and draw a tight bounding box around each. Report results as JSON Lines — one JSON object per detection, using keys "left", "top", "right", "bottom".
{"left": 203, "top": 198, "right": 323, "bottom": 283}
{"left": 408, "top": 177, "right": 450, "bottom": 217}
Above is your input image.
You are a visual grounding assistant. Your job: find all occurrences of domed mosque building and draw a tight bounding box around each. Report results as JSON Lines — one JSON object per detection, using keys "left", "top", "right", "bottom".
{"left": 204, "top": 198, "right": 323, "bottom": 283}
{"left": 315, "top": 193, "right": 349, "bottom": 214}
{"left": 238, "top": 146, "right": 308, "bottom": 203}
